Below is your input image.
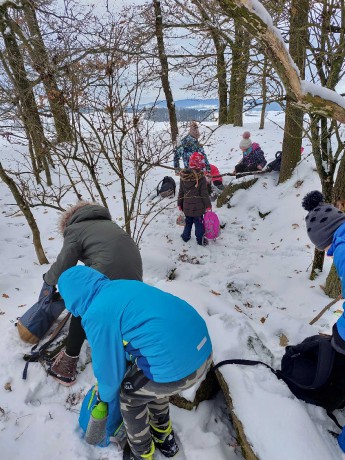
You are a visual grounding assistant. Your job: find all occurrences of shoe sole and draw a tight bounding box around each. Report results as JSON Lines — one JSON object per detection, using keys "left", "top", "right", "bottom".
{"left": 50, "top": 374, "right": 77, "bottom": 387}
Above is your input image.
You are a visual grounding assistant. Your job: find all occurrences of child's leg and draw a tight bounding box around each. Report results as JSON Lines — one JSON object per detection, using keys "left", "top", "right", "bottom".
{"left": 181, "top": 215, "right": 193, "bottom": 242}
{"left": 213, "top": 180, "right": 224, "bottom": 190}
{"left": 194, "top": 216, "right": 205, "bottom": 245}
{"left": 120, "top": 357, "right": 212, "bottom": 457}
{"left": 148, "top": 397, "right": 170, "bottom": 431}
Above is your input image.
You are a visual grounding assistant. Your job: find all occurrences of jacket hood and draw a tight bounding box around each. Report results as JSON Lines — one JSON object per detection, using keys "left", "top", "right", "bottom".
{"left": 59, "top": 202, "right": 112, "bottom": 234}
{"left": 58, "top": 266, "right": 108, "bottom": 317}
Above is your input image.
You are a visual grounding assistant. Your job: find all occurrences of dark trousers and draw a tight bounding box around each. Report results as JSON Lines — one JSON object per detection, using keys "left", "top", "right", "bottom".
{"left": 235, "top": 163, "right": 258, "bottom": 173}
{"left": 65, "top": 315, "right": 86, "bottom": 357}
{"left": 181, "top": 215, "right": 204, "bottom": 245}
{"left": 213, "top": 180, "right": 224, "bottom": 190}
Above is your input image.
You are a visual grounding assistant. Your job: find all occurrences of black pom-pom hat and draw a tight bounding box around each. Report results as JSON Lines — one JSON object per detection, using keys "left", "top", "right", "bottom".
{"left": 302, "top": 191, "right": 345, "bottom": 251}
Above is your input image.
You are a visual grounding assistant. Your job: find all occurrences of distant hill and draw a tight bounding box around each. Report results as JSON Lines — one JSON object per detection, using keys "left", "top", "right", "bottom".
{"left": 141, "top": 98, "right": 283, "bottom": 111}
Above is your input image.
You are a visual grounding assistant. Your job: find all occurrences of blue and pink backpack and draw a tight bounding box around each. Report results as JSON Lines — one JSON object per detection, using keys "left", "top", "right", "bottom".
{"left": 203, "top": 210, "right": 220, "bottom": 240}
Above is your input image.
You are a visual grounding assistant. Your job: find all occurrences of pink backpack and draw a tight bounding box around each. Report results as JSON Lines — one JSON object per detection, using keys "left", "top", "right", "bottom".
{"left": 203, "top": 211, "right": 220, "bottom": 240}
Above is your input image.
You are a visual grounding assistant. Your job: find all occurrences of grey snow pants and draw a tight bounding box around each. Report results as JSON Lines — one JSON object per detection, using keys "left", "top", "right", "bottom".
{"left": 120, "top": 354, "right": 212, "bottom": 456}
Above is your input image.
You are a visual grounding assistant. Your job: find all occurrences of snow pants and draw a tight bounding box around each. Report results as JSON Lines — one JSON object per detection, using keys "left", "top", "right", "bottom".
{"left": 120, "top": 354, "right": 212, "bottom": 456}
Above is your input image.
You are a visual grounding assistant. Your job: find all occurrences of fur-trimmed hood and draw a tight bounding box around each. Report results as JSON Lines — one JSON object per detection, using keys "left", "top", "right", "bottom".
{"left": 58, "top": 202, "right": 112, "bottom": 235}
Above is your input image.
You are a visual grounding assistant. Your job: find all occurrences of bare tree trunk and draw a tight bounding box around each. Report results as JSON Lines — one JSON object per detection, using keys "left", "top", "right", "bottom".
{"left": 21, "top": 0, "right": 73, "bottom": 143}
{"left": 324, "top": 151, "right": 345, "bottom": 297}
{"left": 153, "top": 0, "right": 178, "bottom": 145}
{"left": 325, "top": 264, "right": 341, "bottom": 298}
{"left": 279, "top": 0, "right": 309, "bottom": 183}
{"left": 200, "top": 11, "right": 228, "bottom": 125}
{"left": 259, "top": 55, "right": 268, "bottom": 130}
{"left": 310, "top": 248, "right": 325, "bottom": 281}
{"left": 0, "top": 9, "right": 51, "bottom": 185}
{"left": 0, "top": 162, "right": 49, "bottom": 264}
{"left": 227, "top": 20, "right": 250, "bottom": 126}
{"left": 214, "top": 38, "right": 227, "bottom": 125}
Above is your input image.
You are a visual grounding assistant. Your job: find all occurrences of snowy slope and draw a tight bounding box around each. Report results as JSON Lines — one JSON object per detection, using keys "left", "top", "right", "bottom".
{"left": 1, "top": 113, "right": 345, "bottom": 459}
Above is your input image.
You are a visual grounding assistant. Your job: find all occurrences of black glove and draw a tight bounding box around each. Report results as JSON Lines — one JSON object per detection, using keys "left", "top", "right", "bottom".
{"left": 331, "top": 323, "right": 345, "bottom": 355}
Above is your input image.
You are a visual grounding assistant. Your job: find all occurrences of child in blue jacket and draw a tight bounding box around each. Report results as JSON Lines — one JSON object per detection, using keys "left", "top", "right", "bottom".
{"left": 302, "top": 191, "right": 345, "bottom": 353}
{"left": 58, "top": 266, "right": 212, "bottom": 460}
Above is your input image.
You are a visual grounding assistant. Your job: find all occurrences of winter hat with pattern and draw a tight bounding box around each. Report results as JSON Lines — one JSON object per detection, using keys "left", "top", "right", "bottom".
{"left": 189, "top": 151, "right": 205, "bottom": 170}
{"left": 189, "top": 121, "right": 200, "bottom": 139}
{"left": 302, "top": 191, "right": 345, "bottom": 251}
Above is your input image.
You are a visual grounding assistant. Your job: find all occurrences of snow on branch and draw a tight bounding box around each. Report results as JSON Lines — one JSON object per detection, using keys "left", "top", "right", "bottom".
{"left": 216, "top": 0, "right": 345, "bottom": 123}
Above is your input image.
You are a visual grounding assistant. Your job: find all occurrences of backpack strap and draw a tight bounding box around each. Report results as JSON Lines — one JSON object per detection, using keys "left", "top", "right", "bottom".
{"left": 212, "top": 359, "right": 281, "bottom": 378}
{"left": 327, "top": 410, "right": 343, "bottom": 431}
{"left": 156, "top": 179, "right": 163, "bottom": 196}
{"left": 22, "top": 312, "right": 71, "bottom": 380}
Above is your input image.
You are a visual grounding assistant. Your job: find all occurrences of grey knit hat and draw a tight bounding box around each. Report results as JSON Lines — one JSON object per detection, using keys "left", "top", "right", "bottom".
{"left": 302, "top": 191, "right": 345, "bottom": 250}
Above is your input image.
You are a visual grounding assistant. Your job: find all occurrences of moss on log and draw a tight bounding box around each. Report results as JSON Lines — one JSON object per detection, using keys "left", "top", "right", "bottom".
{"left": 216, "top": 178, "right": 258, "bottom": 208}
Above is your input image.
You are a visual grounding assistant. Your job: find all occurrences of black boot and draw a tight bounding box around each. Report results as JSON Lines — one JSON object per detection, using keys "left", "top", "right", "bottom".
{"left": 123, "top": 442, "right": 154, "bottom": 460}
{"left": 150, "top": 423, "right": 179, "bottom": 458}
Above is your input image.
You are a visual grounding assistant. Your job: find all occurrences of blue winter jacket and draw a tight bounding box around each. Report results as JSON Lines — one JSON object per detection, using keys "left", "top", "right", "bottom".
{"left": 58, "top": 266, "right": 212, "bottom": 404}
{"left": 173, "top": 134, "right": 211, "bottom": 172}
{"left": 327, "top": 223, "right": 345, "bottom": 342}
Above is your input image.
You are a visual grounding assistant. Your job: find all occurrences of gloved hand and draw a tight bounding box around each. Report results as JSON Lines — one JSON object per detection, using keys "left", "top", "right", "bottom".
{"left": 331, "top": 323, "right": 345, "bottom": 355}
{"left": 38, "top": 276, "right": 56, "bottom": 303}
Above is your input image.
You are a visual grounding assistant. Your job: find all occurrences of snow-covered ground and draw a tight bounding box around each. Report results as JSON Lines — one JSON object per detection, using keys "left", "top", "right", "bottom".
{"left": 1, "top": 112, "right": 345, "bottom": 460}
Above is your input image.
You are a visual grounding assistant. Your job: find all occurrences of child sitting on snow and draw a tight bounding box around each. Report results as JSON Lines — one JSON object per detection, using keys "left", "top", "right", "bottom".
{"left": 178, "top": 152, "right": 211, "bottom": 246}
{"left": 233, "top": 131, "right": 267, "bottom": 173}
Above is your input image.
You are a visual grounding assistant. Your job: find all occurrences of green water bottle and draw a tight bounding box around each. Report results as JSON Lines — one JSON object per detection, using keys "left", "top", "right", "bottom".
{"left": 85, "top": 401, "right": 108, "bottom": 445}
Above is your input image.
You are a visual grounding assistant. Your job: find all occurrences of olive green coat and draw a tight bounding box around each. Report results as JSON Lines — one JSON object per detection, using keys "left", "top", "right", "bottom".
{"left": 44, "top": 205, "right": 142, "bottom": 285}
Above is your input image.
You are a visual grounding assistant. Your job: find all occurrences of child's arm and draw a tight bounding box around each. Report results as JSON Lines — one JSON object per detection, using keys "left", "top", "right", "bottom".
{"left": 173, "top": 145, "right": 183, "bottom": 170}
{"left": 331, "top": 241, "right": 345, "bottom": 352}
{"left": 200, "top": 177, "right": 211, "bottom": 209}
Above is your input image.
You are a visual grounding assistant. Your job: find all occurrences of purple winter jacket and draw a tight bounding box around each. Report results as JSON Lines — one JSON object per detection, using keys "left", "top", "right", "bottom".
{"left": 241, "top": 143, "right": 267, "bottom": 169}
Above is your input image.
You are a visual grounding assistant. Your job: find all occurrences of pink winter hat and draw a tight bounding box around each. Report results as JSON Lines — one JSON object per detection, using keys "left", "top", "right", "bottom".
{"left": 189, "top": 152, "right": 205, "bottom": 170}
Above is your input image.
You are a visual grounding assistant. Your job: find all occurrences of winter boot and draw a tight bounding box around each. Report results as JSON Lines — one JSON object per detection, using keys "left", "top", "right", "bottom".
{"left": 123, "top": 441, "right": 154, "bottom": 460}
{"left": 150, "top": 421, "right": 179, "bottom": 458}
{"left": 48, "top": 350, "right": 78, "bottom": 386}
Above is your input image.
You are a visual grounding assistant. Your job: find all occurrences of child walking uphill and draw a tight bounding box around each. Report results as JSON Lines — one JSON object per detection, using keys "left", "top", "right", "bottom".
{"left": 302, "top": 191, "right": 345, "bottom": 354}
{"left": 58, "top": 266, "right": 213, "bottom": 460}
{"left": 178, "top": 152, "right": 212, "bottom": 246}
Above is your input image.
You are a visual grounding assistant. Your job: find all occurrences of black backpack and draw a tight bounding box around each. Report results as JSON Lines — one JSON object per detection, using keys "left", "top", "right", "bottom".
{"left": 157, "top": 176, "right": 176, "bottom": 198}
{"left": 213, "top": 335, "right": 345, "bottom": 414}
{"left": 266, "top": 151, "right": 282, "bottom": 172}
